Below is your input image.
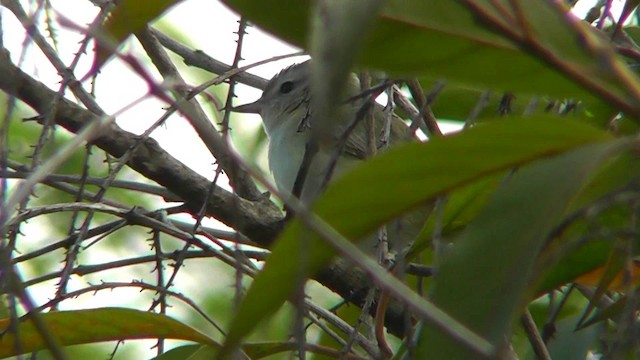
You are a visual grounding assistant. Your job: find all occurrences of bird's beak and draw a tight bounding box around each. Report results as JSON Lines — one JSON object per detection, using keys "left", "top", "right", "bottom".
{"left": 231, "top": 98, "right": 263, "bottom": 114}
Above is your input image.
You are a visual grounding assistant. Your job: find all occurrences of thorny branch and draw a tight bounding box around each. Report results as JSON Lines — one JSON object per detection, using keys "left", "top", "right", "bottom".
{"left": 0, "top": 41, "right": 415, "bottom": 340}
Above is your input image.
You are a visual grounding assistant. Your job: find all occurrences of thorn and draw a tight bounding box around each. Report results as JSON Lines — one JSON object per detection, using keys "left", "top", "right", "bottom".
{"left": 22, "top": 115, "right": 43, "bottom": 122}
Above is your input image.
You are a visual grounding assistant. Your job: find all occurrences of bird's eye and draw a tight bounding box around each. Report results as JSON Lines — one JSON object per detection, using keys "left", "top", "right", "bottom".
{"left": 279, "top": 81, "right": 294, "bottom": 94}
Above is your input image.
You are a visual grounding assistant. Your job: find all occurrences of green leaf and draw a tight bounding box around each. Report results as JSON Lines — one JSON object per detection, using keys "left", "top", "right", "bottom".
{"left": 535, "top": 153, "right": 640, "bottom": 294}
{"left": 309, "top": 0, "right": 386, "bottom": 142}
{"left": 153, "top": 344, "right": 218, "bottom": 360}
{"left": 537, "top": 240, "right": 614, "bottom": 295}
{"left": 0, "top": 308, "right": 218, "bottom": 358}
{"left": 94, "top": 0, "right": 184, "bottom": 70}
{"left": 417, "top": 139, "right": 629, "bottom": 358}
{"left": 575, "top": 246, "right": 628, "bottom": 328}
{"left": 243, "top": 341, "right": 343, "bottom": 358}
{"left": 460, "top": 0, "right": 640, "bottom": 118}
{"left": 223, "top": 0, "right": 640, "bottom": 109}
{"left": 410, "top": 174, "right": 499, "bottom": 257}
{"left": 578, "top": 295, "right": 630, "bottom": 329}
{"left": 221, "top": 116, "right": 612, "bottom": 355}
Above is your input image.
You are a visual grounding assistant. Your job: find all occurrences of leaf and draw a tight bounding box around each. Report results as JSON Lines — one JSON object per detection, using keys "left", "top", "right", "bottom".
{"left": 154, "top": 341, "right": 346, "bottom": 359}
{"left": 537, "top": 240, "right": 615, "bottom": 295}
{"left": 575, "top": 245, "right": 629, "bottom": 328}
{"left": 153, "top": 344, "right": 218, "bottom": 360}
{"left": 220, "top": 116, "right": 612, "bottom": 355}
{"left": 223, "top": 0, "right": 640, "bottom": 111}
{"left": 309, "top": 0, "right": 386, "bottom": 142}
{"left": 578, "top": 295, "right": 630, "bottom": 329}
{"left": 535, "top": 153, "right": 640, "bottom": 294}
{"left": 243, "top": 341, "right": 345, "bottom": 358}
{"left": 575, "top": 260, "right": 640, "bottom": 292}
{"left": 460, "top": 0, "right": 640, "bottom": 118}
{"left": 93, "top": 0, "right": 183, "bottom": 71}
{"left": 409, "top": 174, "right": 499, "bottom": 257}
{"left": 417, "top": 139, "right": 629, "bottom": 358}
{"left": 0, "top": 308, "right": 217, "bottom": 358}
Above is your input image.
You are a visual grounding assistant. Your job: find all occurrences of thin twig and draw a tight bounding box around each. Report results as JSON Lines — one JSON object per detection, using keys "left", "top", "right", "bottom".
{"left": 137, "top": 26, "right": 262, "bottom": 201}
{"left": 521, "top": 309, "right": 551, "bottom": 360}
{"left": 150, "top": 27, "right": 270, "bottom": 90}
{"left": 2, "top": 0, "right": 104, "bottom": 114}
{"left": 465, "top": 90, "right": 491, "bottom": 128}
{"left": 4, "top": 112, "right": 116, "bottom": 214}
{"left": 3, "top": 168, "right": 179, "bottom": 201}
{"left": 407, "top": 79, "right": 444, "bottom": 137}
{"left": 34, "top": 281, "right": 226, "bottom": 334}
{"left": 392, "top": 86, "right": 430, "bottom": 136}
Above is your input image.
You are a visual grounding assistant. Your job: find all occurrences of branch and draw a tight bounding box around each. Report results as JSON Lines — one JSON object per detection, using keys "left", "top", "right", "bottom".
{"left": 136, "top": 27, "right": 262, "bottom": 201}
{"left": 150, "top": 28, "right": 268, "bottom": 90}
{"left": 0, "top": 48, "right": 416, "bottom": 339}
{"left": 0, "top": 49, "right": 284, "bottom": 245}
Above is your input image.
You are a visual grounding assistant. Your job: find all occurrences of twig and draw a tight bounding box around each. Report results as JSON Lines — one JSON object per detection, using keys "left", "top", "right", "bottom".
{"left": 136, "top": 26, "right": 262, "bottom": 201}
{"left": 392, "top": 86, "right": 427, "bottom": 135}
{"left": 4, "top": 112, "right": 116, "bottom": 214}
{"left": 13, "top": 220, "right": 126, "bottom": 264}
{"left": 406, "top": 79, "right": 444, "bottom": 137}
{"left": 150, "top": 28, "right": 269, "bottom": 90}
{"left": 311, "top": 302, "right": 380, "bottom": 358}
{"left": 33, "top": 281, "right": 226, "bottom": 334}
{"left": 465, "top": 90, "right": 491, "bottom": 128}
{"left": 2, "top": 168, "right": 179, "bottom": 201}
{"left": 2, "top": 0, "right": 104, "bottom": 114}
{"left": 521, "top": 309, "right": 551, "bottom": 360}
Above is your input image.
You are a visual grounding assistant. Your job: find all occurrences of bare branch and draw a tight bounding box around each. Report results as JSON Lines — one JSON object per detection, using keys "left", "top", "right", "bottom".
{"left": 150, "top": 28, "right": 269, "bottom": 90}
{"left": 136, "top": 27, "right": 262, "bottom": 201}
{"left": 0, "top": 46, "right": 418, "bottom": 340}
{"left": 0, "top": 49, "right": 285, "bottom": 244}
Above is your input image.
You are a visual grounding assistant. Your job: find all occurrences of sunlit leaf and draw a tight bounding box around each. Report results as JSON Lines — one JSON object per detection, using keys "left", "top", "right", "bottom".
{"left": 221, "top": 116, "right": 612, "bottom": 355}
{"left": 0, "top": 308, "right": 217, "bottom": 358}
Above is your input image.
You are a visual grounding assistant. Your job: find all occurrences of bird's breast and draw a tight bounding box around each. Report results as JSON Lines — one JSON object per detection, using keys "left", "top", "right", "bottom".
{"left": 268, "top": 133, "right": 363, "bottom": 204}
{"left": 268, "top": 128, "right": 308, "bottom": 196}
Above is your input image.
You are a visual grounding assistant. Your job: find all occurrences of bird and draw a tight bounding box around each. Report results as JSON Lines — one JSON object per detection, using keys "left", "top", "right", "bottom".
{"left": 233, "top": 60, "right": 427, "bottom": 259}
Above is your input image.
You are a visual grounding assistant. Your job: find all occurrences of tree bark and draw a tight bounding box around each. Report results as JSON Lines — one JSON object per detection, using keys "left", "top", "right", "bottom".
{"left": 0, "top": 49, "right": 410, "bottom": 338}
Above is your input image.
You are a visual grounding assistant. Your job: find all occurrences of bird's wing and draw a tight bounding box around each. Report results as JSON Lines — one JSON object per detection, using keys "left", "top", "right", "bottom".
{"left": 342, "top": 105, "right": 414, "bottom": 160}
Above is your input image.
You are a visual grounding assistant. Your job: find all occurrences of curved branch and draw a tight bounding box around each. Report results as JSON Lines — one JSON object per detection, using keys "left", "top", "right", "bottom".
{"left": 0, "top": 49, "right": 284, "bottom": 245}
{"left": 0, "top": 49, "right": 413, "bottom": 339}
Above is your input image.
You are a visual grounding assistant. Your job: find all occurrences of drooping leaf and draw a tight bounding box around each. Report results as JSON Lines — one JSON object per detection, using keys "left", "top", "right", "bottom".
{"left": 309, "top": 0, "right": 386, "bottom": 142}
{"left": 536, "top": 152, "right": 640, "bottom": 294}
{"left": 243, "top": 341, "right": 348, "bottom": 359}
{"left": 153, "top": 344, "right": 215, "bottom": 360}
{"left": 221, "top": 116, "right": 612, "bottom": 355}
{"left": 577, "top": 295, "right": 633, "bottom": 329}
{"left": 574, "top": 245, "right": 630, "bottom": 328}
{"left": 224, "top": 0, "right": 640, "bottom": 116}
{"left": 417, "top": 139, "right": 629, "bottom": 358}
{"left": 93, "top": 0, "right": 184, "bottom": 71}
{"left": 0, "top": 308, "right": 217, "bottom": 358}
{"left": 460, "top": 0, "right": 640, "bottom": 118}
